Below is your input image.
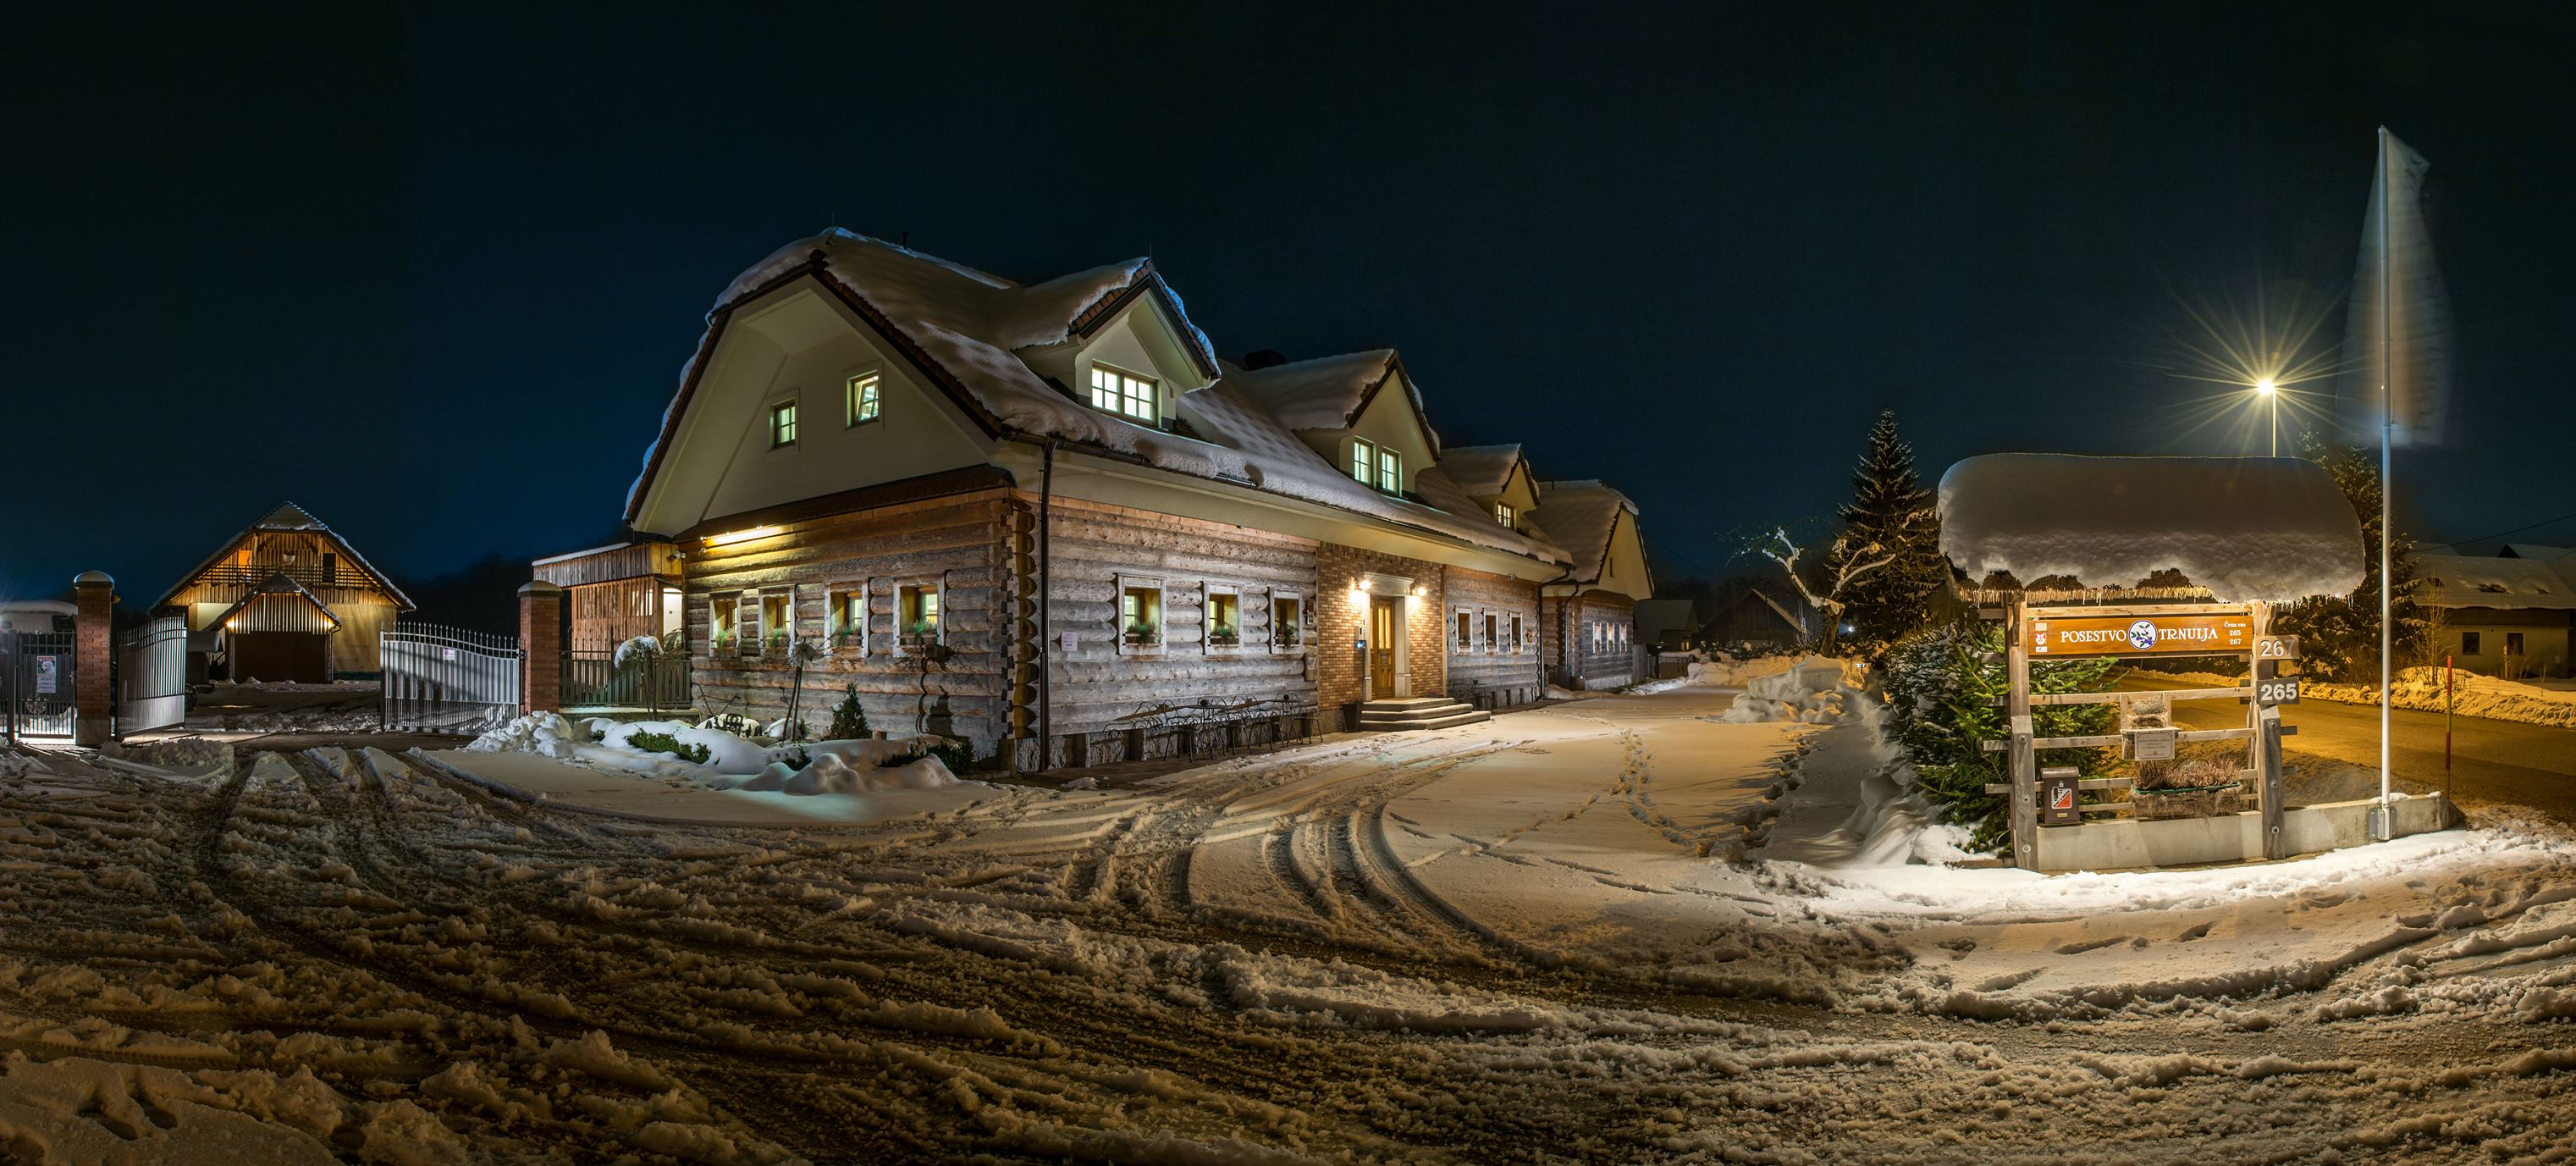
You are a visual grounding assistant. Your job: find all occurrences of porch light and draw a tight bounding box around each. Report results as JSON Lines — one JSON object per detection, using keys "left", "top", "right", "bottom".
{"left": 706, "top": 526, "right": 781, "bottom": 548}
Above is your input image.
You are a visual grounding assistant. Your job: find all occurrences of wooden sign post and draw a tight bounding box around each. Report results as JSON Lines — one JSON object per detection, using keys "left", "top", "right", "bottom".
{"left": 1989, "top": 600, "right": 2286, "bottom": 869}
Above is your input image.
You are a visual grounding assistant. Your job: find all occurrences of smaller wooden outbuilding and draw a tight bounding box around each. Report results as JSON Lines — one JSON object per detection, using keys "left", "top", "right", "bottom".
{"left": 157, "top": 502, "right": 414, "bottom": 682}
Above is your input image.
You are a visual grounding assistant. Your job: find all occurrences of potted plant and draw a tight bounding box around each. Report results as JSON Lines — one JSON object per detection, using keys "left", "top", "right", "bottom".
{"left": 1124, "top": 620, "right": 1156, "bottom": 647}
{"left": 1211, "top": 620, "right": 1238, "bottom": 646}
{"left": 902, "top": 618, "right": 936, "bottom": 649}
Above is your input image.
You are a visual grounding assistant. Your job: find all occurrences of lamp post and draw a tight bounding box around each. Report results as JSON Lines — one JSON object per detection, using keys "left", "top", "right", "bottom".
{"left": 2254, "top": 377, "right": 2278, "bottom": 457}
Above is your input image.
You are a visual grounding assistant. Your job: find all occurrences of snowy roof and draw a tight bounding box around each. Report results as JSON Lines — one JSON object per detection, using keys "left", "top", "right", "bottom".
{"left": 2414, "top": 554, "right": 2576, "bottom": 611}
{"left": 2502, "top": 544, "right": 2576, "bottom": 563}
{"left": 1226, "top": 351, "right": 1399, "bottom": 430}
{"left": 629, "top": 229, "right": 1569, "bottom": 566}
{"left": 1439, "top": 445, "right": 1528, "bottom": 497}
{"left": 1526, "top": 481, "right": 1636, "bottom": 585}
{"left": 154, "top": 501, "right": 415, "bottom": 611}
{"left": 1937, "top": 455, "right": 2364, "bottom": 603}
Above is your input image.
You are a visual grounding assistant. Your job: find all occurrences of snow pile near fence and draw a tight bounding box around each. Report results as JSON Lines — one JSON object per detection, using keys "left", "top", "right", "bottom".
{"left": 2306, "top": 666, "right": 2576, "bottom": 730}
{"left": 1939, "top": 454, "right": 2364, "bottom": 601}
{"left": 468, "top": 712, "right": 966, "bottom": 795}
{"left": 1716, "top": 656, "right": 1867, "bottom": 723}
{"left": 1685, "top": 653, "right": 1807, "bottom": 689}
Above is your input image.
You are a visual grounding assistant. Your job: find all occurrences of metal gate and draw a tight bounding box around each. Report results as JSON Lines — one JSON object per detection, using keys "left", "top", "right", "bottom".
{"left": 381, "top": 622, "right": 521, "bottom": 732}
{"left": 116, "top": 616, "right": 189, "bottom": 735}
{"left": 2, "top": 626, "right": 78, "bottom": 742}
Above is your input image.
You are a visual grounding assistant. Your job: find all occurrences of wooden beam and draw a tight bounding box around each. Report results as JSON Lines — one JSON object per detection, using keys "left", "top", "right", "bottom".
{"left": 2259, "top": 703, "right": 2287, "bottom": 859}
{"left": 1980, "top": 727, "right": 2295, "bottom": 752}
{"left": 2001, "top": 686, "right": 2250, "bottom": 706}
{"left": 2028, "top": 603, "right": 2257, "bottom": 618}
{"left": 2007, "top": 601, "right": 2036, "bottom": 871}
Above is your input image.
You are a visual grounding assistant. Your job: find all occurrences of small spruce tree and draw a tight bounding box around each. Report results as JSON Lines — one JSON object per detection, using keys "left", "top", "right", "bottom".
{"left": 1820, "top": 410, "right": 1942, "bottom": 656}
{"left": 827, "top": 684, "right": 871, "bottom": 741}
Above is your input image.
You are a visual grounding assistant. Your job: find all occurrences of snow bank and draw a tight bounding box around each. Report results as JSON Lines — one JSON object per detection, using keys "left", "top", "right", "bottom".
{"left": 2306, "top": 666, "right": 2576, "bottom": 729}
{"left": 467, "top": 713, "right": 963, "bottom": 795}
{"left": 1939, "top": 454, "right": 2364, "bottom": 601}
{"left": 1716, "top": 655, "right": 1865, "bottom": 723}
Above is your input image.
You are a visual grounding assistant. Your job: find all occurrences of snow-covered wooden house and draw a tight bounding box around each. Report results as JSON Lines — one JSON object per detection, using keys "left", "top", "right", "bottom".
{"left": 1524, "top": 481, "right": 1654, "bottom": 690}
{"left": 608, "top": 229, "right": 1655, "bottom": 763}
{"left": 157, "top": 502, "right": 414, "bottom": 682}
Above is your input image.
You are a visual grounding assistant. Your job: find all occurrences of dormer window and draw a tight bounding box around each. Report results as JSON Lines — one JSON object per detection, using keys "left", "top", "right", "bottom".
{"left": 769, "top": 401, "right": 798, "bottom": 448}
{"left": 1089, "top": 364, "right": 1157, "bottom": 422}
{"left": 1377, "top": 449, "right": 1402, "bottom": 494}
{"left": 1351, "top": 439, "right": 1375, "bottom": 484}
{"left": 1494, "top": 502, "right": 1515, "bottom": 527}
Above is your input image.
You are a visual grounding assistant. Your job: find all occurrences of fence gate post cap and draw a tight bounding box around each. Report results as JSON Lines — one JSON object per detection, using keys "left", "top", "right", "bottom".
{"left": 518, "top": 581, "right": 566, "bottom": 597}
{"left": 73, "top": 571, "right": 113, "bottom": 588}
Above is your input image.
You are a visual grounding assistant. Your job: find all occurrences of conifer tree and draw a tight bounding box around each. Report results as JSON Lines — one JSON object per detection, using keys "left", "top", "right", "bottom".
{"left": 2271, "top": 432, "right": 2425, "bottom": 681}
{"left": 1821, "top": 410, "right": 1941, "bottom": 655}
{"left": 827, "top": 683, "right": 871, "bottom": 741}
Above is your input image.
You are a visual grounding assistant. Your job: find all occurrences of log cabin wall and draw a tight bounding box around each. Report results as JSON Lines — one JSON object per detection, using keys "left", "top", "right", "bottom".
{"left": 1442, "top": 566, "right": 1544, "bottom": 706}
{"left": 1036, "top": 495, "right": 1319, "bottom": 766}
{"left": 683, "top": 489, "right": 1015, "bottom": 753}
{"left": 1542, "top": 591, "right": 1638, "bottom": 689}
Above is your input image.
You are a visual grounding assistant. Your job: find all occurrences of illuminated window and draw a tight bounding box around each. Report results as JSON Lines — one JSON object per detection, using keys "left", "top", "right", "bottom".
{"left": 1456, "top": 611, "right": 1472, "bottom": 651}
{"left": 761, "top": 591, "right": 792, "bottom": 656}
{"left": 710, "top": 594, "right": 741, "bottom": 653}
{"left": 1509, "top": 614, "right": 1523, "bottom": 654}
{"left": 1271, "top": 594, "right": 1304, "bottom": 651}
{"left": 1350, "top": 439, "right": 1375, "bottom": 484}
{"left": 1205, "top": 588, "right": 1240, "bottom": 651}
{"left": 1379, "top": 449, "right": 1401, "bottom": 493}
{"left": 846, "top": 373, "right": 881, "bottom": 426}
{"left": 1118, "top": 576, "right": 1165, "bottom": 653}
{"left": 828, "top": 583, "right": 865, "bottom": 654}
{"left": 1483, "top": 612, "right": 1497, "bottom": 653}
{"left": 1494, "top": 502, "right": 1515, "bottom": 527}
{"left": 769, "top": 401, "right": 797, "bottom": 448}
{"left": 898, "top": 584, "right": 940, "bottom": 652}
{"left": 1089, "top": 364, "right": 1157, "bottom": 421}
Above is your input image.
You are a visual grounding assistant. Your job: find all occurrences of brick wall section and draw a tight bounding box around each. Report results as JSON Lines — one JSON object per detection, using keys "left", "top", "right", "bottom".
{"left": 1316, "top": 543, "right": 1448, "bottom": 708}
{"left": 520, "top": 582, "right": 564, "bottom": 713}
{"left": 73, "top": 575, "right": 114, "bottom": 746}
{"left": 1442, "top": 566, "right": 1545, "bottom": 705}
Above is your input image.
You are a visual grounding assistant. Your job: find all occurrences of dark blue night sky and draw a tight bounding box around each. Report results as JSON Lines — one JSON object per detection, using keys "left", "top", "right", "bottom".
{"left": 10, "top": 3, "right": 2573, "bottom": 615}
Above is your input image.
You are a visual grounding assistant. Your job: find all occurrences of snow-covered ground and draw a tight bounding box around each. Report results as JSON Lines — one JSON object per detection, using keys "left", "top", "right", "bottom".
{"left": 1, "top": 682, "right": 2571, "bottom": 1163}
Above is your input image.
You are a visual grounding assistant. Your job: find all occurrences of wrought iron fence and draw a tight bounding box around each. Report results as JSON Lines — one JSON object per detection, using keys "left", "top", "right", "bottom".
{"left": 560, "top": 651, "right": 692, "bottom": 711}
{"left": 2, "top": 628, "right": 77, "bottom": 741}
{"left": 382, "top": 622, "right": 521, "bottom": 733}
{"left": 115, "top": 616, "right": 188, "bottom": 735}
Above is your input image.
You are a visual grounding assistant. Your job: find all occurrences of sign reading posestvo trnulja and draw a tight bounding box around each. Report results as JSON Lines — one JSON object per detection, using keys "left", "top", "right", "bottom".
{"left": 2029, "top": 614, "right": 2253, "bottom": 657}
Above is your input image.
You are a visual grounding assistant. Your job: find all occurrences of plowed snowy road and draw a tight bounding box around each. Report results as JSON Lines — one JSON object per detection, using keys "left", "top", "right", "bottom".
{"left": 4, "top": 688, "right": 2575, "bottom": 1164}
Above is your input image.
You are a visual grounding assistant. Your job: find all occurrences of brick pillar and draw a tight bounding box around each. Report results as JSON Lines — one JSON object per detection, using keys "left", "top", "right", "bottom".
{"left": 520, "top": 581, "right": 564, "bottom": 715}
{"left": 73, "top": 572, "right": 114, "bottom": 747}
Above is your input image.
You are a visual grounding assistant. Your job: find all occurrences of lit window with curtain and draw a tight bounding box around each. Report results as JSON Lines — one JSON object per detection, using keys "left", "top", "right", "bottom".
{"left": 1350, "top": 439, "right": 1374, "bottom": 484}
{"left": 1378, "top": 449, "right": 1401, "bottom": 493}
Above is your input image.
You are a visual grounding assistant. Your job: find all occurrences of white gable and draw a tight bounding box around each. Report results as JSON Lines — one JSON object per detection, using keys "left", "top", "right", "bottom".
{"left": 632, "top": 284, "right": 993, "bottom": 535}
{"left": 1018, "top": 295, "right": 1216, "bottom": 427}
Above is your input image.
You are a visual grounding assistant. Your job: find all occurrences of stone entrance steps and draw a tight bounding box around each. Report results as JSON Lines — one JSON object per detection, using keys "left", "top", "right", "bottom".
{"left": 1358, "top": 696, "right": 1492, "bottom": 732}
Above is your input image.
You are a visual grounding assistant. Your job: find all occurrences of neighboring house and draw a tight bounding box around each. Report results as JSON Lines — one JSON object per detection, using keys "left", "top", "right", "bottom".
{"left": 604, "top": 229, "right": 1655, "bottom": 761}
{"left": 157, "top": 502, "right": 413, "bottom": 682}
{"left": 1702, "top": 588, "right": 1812, "bottom": 649}
{"left": 1523, "top": 480, "right": 1653, "bottom": 690}
{"left": 1632, "top": 599, "right": 1698, "bottom": 652}
{"left": 2415, "top": 551, "right": 2576, "bottom": 678}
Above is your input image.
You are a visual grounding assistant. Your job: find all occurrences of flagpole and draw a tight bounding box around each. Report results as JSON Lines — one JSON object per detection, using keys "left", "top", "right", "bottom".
{"left": 2377, "top": 125, "right": 2394, "bottom": 838}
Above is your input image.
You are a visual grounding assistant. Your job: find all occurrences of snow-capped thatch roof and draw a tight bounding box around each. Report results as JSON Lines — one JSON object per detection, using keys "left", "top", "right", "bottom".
{"left": 2415, "top": 554, "right": 2576, "bottom": 611}
{"left": 1938, "top": 454, "right": 2364, "bottom": 604}
{"left": 1526, "top": 480, "right": 1636, "bottom": 586}
{"left": 1226, "top": 350, "right": 1399, "bottom": 431}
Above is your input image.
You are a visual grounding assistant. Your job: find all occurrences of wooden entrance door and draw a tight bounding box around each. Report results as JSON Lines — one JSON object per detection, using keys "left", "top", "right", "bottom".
{"left": 1369, "top": 596, "right": 1400, "bottom": 699}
